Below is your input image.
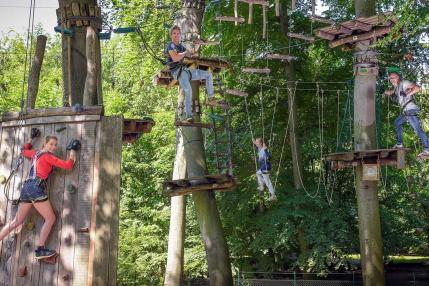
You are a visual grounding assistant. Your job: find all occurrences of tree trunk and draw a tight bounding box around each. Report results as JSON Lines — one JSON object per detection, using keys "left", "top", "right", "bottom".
{"left": 58, "top": 0, "right": 102, "bottom": 106}
{"left": 26, "top": 35, "right": 47, "bottom": 110}
{"left": 176, "top": 1, "right": 233, "bottom": 284}
{"left": 164, "top": 90, "right": 187, "bottom": 286}
{"left": 354, "top": 0, "right": 385, "bottom": 285}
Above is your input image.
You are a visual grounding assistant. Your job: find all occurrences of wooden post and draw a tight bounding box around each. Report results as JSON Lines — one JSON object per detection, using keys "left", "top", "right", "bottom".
{"left": 26, "top": 35, "right": 47, "bottom": 110}
{"left": 83, "top": 26, "right": 97, "bottom": 106}
{"left": 248, "top": 4, "right": 253, "bottom": 24}
{"left": 164, "top": 90, "right": 187, "bottom": 286}
{"left": 275, "top": 0, "right": 280, "bottom": 16}
{"left": 354, "top": 0, "right": 385, "bottom": 284}
{"left": 262, "top": 5, "right": 267, "bottom": 39}
{"left": 234, "top": 0, "right": 238, "bottom": 26}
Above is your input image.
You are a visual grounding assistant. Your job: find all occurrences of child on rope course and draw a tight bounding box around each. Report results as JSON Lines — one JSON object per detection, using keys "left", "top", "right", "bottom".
{"left": 165, "top": 25, "right": 223, "bottom": 122}
{"left": 0, "top": 134, "right": 80, "bottom": 259}
{"left": 253, "top": 138, "right": 276, "bottom": 201}
{"left": 384, "top": 71, "right": 429, "bottom": 156}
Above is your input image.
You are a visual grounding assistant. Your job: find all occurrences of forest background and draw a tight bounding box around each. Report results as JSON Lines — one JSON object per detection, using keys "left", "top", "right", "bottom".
{"left": 0, "top": 0, "right": 428, "bottom": 284}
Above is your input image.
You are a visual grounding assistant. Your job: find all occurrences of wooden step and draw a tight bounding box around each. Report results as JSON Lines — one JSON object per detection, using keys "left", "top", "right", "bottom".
{"left": 224, "top": 89, "right": 248, "bottom": 97}
{"left": 164, "top": 175, "right": 236, "bottom": 196}
{"left": 175, "top": 120, "right": 214, "bottom": 129}
{"left": 241, "top": 67, "right": 271, "bottom": 74}
{"left": 310, "top": 15, "right": 335, "bottom": 25}
{"left": 265, "top": 53, "right": 297, "bottom": 61}
{"left": 238, "top": 0, "right": 269, "bottom": 6}
{"left": 215, "top": 16, "right": 245, "bottom": 23}
{"left": 287, "top": 32, "right": 315, "bottom": 42}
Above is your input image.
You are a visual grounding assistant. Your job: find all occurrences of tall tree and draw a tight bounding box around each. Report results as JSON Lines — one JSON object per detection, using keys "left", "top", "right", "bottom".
{"left": 175, "top": 0, "right": 233, "bottom": 284}
{"left": 353, "top": 0, "right": 385, "bottom": 285}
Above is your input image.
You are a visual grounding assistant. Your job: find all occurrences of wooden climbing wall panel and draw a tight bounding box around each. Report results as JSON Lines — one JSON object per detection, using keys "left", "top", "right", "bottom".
{"left": 0, "top": 107, "right": 122, "bottom": 286}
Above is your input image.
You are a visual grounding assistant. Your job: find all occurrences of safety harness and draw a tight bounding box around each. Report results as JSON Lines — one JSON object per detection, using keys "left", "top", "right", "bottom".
{"left": 26, "top": 151, "right": 49, "bottom": 188}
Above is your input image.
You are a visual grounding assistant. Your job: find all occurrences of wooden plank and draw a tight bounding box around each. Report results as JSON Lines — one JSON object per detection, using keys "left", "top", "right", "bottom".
{"left": 2, "top": 115, "right": 101, "bottom": 128}
{"left": 329, "top": 26, "right": 392, "bottom": 47}
{"left": 90, "top": 116, "right": 122, "bottom": 285}
{"left": 164, "top": 175, "right": 236, "bottom": 196}
{"left": 241, "top": 67, "right": 271, "bottom": 74}
{"left": 310, "top": 15, "right": 335, "bottom": 25}
{"left": 183, "top": 57, "right": 230, "bottom": 70}
{"left": 349, "top": 20, "right": 373, "bottom": 31}
{"left": 39, "top": 123, "right": 69, "bottom": 285}
{"left": 265, "top": 53, "right": 296, "bottom": 61}
{"left": 215, "top": 16, "right": 245, "bottom": 23}
{"left": 287, "top": 32, "right": 315, "bottom": 42}
{"left": 224, "top": 89, "right": 248, "bottom": 97}
{"left": 71, "top": 3, "right": 82, "bottom": 26}
{"left": 2, "top": 106, "right": 103, "bottom": 121}
{"left": 175, "top": 121, "right": 214, "bottom": 129}
{"left": 73, "top": 121, "right": 97, "bottom": 286}
{"left": 58, "top": 123, "right": 82, "bottom": 286}
{"left": 238, "top": 0, "right": 268, "bottom": 6}
{"left": 335, "top": 25, "right": 353, "bottom": 35}
{"left": 315, "top": 30, "right": 336, "bottom": 40}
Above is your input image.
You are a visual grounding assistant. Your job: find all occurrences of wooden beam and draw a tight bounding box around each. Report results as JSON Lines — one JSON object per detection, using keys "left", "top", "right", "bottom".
{"left": 234, "top": 0, "right": 239, "bottom": 25}
{"left": 315, "top": 30, "right": 336, "bottom": 40}
{"left": 2, "top": 115, "right": 101, "bottom": 127}
{"left": 83, "top": 26, "right": 97, "bottom": 106}
{"left": 238, "top": 0, "right": 268, "bottom": 6}
{"left": 275, "top": 0, "right": 280, "bottom": 16}
{"left": 310, "top": 15, "right": 335, "bottom": 25}
{"left": 215, "top": 15, "right": 245, "bottom": 23}
{"left": 164, "top": 175, "right": 236, "bottom": 196}
{"left": 287, "top": 32, "right": 315, "bottom": 42}
{"left": 224, "top": 89, "right": 248, "bottom": 97}
{"left": 262, "top": 5, "right": 267, "bottom": 39}
{"left": 335, "top": 25, "right": 353, "bottom": 35}
{"left": 26, "top": 35, "right": 47, "bottom": 110}
{"left": 265, "top": 53, "right": 296, "bottom": 61}
{"left": 241, "top": 67, "right": 271, "bottom": 74}
{"left": 329, "top": 26, "right": 392, "bottom": 48}
{"left": 2, "top": 106, "right": 103, "bottom": 121}
{"left": 248, "top": 3, "right": 253, "bottom": 24}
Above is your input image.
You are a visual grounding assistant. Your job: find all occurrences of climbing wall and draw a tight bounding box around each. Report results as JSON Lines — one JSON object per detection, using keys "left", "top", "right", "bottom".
{"left": 0, "top": 107, "right": 122, "bottom": 286}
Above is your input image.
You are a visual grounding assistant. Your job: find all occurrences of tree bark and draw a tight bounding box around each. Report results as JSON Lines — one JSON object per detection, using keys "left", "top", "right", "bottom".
{"left": 58, "top": 0, "right": 102, "bottom": 106}
{"left": 354, "top": 0, "right": 385, "bottom": 285}
{"left": 176, "top": 1, "right": 233, "bottom": 284}
{"left": 26, "top": 35, "right": 47, "bottom": 110}
{"left": 164, "top": 90, "right": 187, "bottom": 286}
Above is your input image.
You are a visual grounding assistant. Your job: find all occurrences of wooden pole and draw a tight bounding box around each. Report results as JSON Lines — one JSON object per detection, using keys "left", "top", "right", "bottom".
{"left": 26, "top": 35, "right": 47, "bottom": 110}
{"left": 234, "top": 0, "right": 238, "bottom": 26}
{"left": 164, "top": 90, "right": 187, "bottom": 286}
{"left": 83, "top": 26, "right": 97, "bottom": 106}
{"left": 248, "top": 3, "right": 253, "bottom": 24}
{"left": 354, "top": 0, "right": 385, "bottom": 285}
{"left": 262, "top": 5, "right": 267, "bottom": 39}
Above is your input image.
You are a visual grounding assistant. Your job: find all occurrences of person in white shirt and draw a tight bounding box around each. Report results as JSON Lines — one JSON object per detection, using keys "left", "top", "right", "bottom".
{"left": 384, "top": 72, "right": 429, "bottom": 156}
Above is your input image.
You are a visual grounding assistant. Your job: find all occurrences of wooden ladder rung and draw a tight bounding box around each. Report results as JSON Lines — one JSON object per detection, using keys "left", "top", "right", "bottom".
{"left": 200, "top": 40, "right": 220, "bottom": 46}
{"left": 238, "top": 0, "right": 269, "bottom": 6}
{"left": 310, "top": 15, "right": 335, "bottom": 25}
{"left": 224, "top": 89, "right": 248, "bottom": 97}
{"left": 215, "top": 16, "right": 245, "bottom": 23}
{"left": 265, "top": 53, "right": 297, "bottom": 61}
{"left": 175, "top": 121, "right": 214, "bottom": 129}
{"left": 241, "top": 67, "right": 271, "bottom": 74}
{"left": 287, "top": 32, "right": 315, "bottom": 42}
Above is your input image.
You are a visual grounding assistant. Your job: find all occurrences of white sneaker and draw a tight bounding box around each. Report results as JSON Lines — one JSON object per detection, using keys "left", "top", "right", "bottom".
{"left": 268, "top": 194, "right": 277, "bottom": 201}
{"left": 419, "top": 149, "right": 429, "bottom": 156}
{"left": 393, "top": 143, "right": 404, "bottom": 148}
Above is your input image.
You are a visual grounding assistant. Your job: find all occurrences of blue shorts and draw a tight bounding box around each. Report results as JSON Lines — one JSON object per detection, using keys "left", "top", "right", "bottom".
{"left": 19, "top": 179, "right": 48, "bottom": 204}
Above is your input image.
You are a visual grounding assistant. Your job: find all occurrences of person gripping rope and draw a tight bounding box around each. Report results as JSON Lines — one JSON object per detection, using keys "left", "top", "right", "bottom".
{"left": 0, "top": 133, "right": 80, "bottom": 259}
{"left": 165, "top": 25, "right": 224, "bottom": 122}
{"left": 253, "top": 138, "right": 276, "bottom": 201}
{"left": 384, "top": 72, "right": 429, "bottom": 157}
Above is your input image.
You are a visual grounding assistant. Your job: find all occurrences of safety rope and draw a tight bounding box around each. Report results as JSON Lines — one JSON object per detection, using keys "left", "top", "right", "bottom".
{"left": 268, "top": 87, "right": 280, "bottom": 148}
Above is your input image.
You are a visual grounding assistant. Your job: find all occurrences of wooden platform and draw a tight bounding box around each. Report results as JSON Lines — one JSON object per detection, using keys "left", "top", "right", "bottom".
{"left": 164, "top": 175, "right": 236, "bottom": 196}
{"left": 153, "top": 57, "right": 231, "bottom": 87}
{"left": 315, "top": 12, "right": 397, "bottom": 48}
{"left": 325, "top": 148, "right": 407, "bottom": 170}
{"left": 122, "top": 117, "right": 155, "bottom": 143}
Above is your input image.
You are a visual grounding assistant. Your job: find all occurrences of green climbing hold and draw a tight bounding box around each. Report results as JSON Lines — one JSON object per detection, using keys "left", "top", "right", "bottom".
{"left": 67, "top": 184, "right": 77, "bottom": 194}
{"left": 113, "top": 27, "right": 136, "bottom": 34}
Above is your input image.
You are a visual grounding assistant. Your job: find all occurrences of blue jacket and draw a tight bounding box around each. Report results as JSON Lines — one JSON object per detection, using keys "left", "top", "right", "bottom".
{"left": 258, "top": 147, "right": 272, "bottom": 172}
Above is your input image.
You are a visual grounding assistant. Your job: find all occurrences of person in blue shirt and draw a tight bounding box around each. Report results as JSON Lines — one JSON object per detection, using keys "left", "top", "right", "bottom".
{"left": 166, "top": 25, "right": 222, "bottom": 122}
{"left": 253, "top": 138, "right": 276, "bottom": 201}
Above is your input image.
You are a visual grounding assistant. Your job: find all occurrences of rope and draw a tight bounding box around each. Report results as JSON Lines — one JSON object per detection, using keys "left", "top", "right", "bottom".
{"left": 244, "top": 96, "right": 258, "bottom": 171}
{"left": 259, "top": 79, "right": 265, "bottom": 144}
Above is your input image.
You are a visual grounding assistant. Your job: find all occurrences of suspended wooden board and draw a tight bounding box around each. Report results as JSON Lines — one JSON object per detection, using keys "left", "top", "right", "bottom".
{"left": 287, "top": 32, "right": 315, "bottom": 42}
{"left": 175, "top": 121, "right": 214, "bottom": 129}
{"left": 224, "top": 89, "right": 248, "bottom": 97}
{"left": 325, "top": 148, "right": 407, "bottom": 170}
{"left": 310, "top": 15, "right": 335, "bottom": 25}
{"left": 315, "top": 12, "right": 397, "bottom": 48}
{"left": 215, "top": 15, "right": 245, "bottom": 23}
{"left": 238, "top": 0, "right": 268, "bottom": 5}
{"left": 265, "top": 53, "right": 296, "bottom": 61}
{"left": 241, "top": 67, "right": 271, "bottom": 74}
{"left": 153, "top": 57, "right": 231, "bottom": 88}
{"left": 122, "top": 118, "right": 155, "bottom": 143}
{"left": 164, "top": 175, "right": 236, "bottom": 196}
{"left": 417, "top": 153, "right": 429, "bottom": 161}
